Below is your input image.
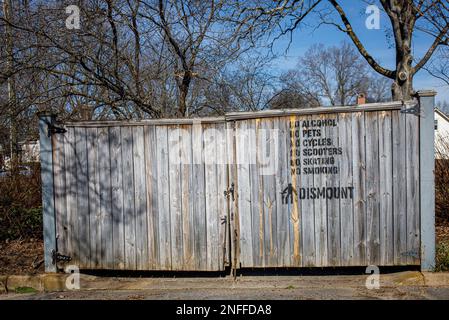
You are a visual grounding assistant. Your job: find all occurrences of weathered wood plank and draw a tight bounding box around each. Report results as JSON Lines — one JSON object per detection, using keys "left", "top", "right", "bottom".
{"left": 215, "top": 123, "right": 228, "bottom": 270}
{"left": 365, "top": 112, "right": 381, "bottom": 265}
{"left": 86, "top": 128, "right": 101, "bottom": 269}
{"left": 392, "top": 111, "right": 407, "bottom": 265}
{"left": 168, "top": 126, "right": 183, "bottom": 270}
{"left": 145, "top": 125, "right": 160, "bottom": 269}
{"left": 248, "top": 119, "right": 263, "bottom": 267}
{"left": 192, "top": 123, "right": 207, "bottom": 270}
{"left": 74, "top": 127, "right": 90, "bottom": 268}
{"left": 109, "top": 127, "right": 125, "bottom": 270}
{"left": 204, "top": 124, "right": 219, "bottom": 271}
{"left": 289, "top": 116, "right": 301, "bottom": 267}
{"left": 52, "top": 130, "right": 67, "bottom": 261}
{"left": 64, "top": 127, "right": 78, "bottom": 266}
{"left": 260, "top": 118, "right": 277, "bottom": 267}
{"left": 180, "top": 125, "right": 195, "bottom": 270}
{"left": 155, "top": 125, "right": 171, "bottom": 270}
{"left": 236, "top": 120, "right": 253, "bottom": 267}
{"left": 326, "top": 114, "right": 341, "bottom": 266}
{"left": 379, "top": 111, "right": 394, "bottom": 265}
{"left": 351, "top": 112, "right": 367, "bottom": 266}
{"left": 406, "top": 113, "right": 420, "bottom": 265}
{"left": 226, "top": 121, "right": 238, "bottom": 271}
{"left": 133, "top": 126, "right": 148, "bottom": 270}
{"left": 339, "top": 113, "right": 354, "bottom": 266}
{"left": 98, "top": 127, "right": 113, "bottom": 269}
{"left": 121, "top": 127, "right": 136, "bottom": 270}
{"left": 300, "top": 115, "right": 316, "bottom": 267}
{"left": 313, "top": 114, "right": 328, "bottom": 267}
{"left": 275, "top": 117, "right": 290, "bottom": 267}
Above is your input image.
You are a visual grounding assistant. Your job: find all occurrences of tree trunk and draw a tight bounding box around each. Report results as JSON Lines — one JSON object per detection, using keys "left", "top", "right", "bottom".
{"left": 392, "top": 44, "right": 414, "bottom": 101}
{"left": 178, "top": 73, "right": 191, "bottom": 117}
{"left": 3, "top": 0, "right": 19, "bottom": 171}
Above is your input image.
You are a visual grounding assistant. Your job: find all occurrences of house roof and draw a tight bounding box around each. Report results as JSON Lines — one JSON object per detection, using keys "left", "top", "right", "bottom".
{"left": 435, "top": 108, "right": 449, "bottom": 123}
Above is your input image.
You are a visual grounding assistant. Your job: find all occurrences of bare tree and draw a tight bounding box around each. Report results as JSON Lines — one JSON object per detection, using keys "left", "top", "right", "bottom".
{"left": 325, "top": 0, "right": 449, "bottom": 101}
{"left": 279, "top": 42, "right": 391, "bottom": 106}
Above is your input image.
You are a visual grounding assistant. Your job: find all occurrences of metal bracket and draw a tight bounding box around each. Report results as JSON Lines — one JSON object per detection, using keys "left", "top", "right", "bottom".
{"left": 401, "top": 249, "right": 419, "bottom": 259}
{"left": 400, "top": 102, "right": 420, "bottom": 116}
{"left": 47, "top": 124, "right": 67, "bottom": 137}
{"left": 51, "top": 249, "right": 72, "bottom": 265}
{"left": 224, "top": 182, "right": 235, "bottom": 201}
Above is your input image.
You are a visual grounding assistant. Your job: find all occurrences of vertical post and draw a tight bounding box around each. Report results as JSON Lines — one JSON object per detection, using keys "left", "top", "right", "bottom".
{"left": 39, "top": 113, "right": 57, "bottom": 272}
{"left": 417, "top": 90, "right": 436, "bottom": 271}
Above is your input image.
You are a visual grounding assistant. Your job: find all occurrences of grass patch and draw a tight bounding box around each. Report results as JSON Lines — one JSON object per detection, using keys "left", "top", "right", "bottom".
{"left": 285, "top": 285, "right": 295, "bottom": 290}
{"left": 435, "top": 240, "right": 449, "bottom": 272}
{"left": 14, "top": 286, "right": 37, "bottom": 294}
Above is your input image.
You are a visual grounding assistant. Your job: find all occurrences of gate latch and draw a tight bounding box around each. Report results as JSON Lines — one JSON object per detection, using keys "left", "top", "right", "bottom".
{"left": 51, "top": 249, "right": 72, "bottom": 265}
{"left": 47, "top": 124, "right": 67, "bottom": 137}
{"left": 224, "top": 183, "right": 235, "bottom": 201}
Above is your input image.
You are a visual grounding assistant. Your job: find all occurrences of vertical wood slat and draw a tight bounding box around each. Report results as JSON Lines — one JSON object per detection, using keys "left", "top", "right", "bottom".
{"left": 276, "top": 117, "right": 290, "bottom": 267}
{"left": 392, "top": 111, "right": 407, "bottom": 265}
{"left": 74, "top": 127, "right": 90, "bottom": 268}
{"left": 351, "top": 112, "right": 367, "bottom": 266}
{"left": 314, "top": 114, "right": 328, "bottom": 267}
{"left": 249, "top": 120, "right": 263, "bottom": 267}
{"left": 216, "top": 123, "right": 228, "bottom": 270}
{"left": 180, "top": 125, "right": 194, "bottom": 270}
{"left": 64, "top": 127, "right": 78, "bottom": 266}
{"left": 192, "top": 123, "right": 207, "bottom": 270}
{"left": 261, "top": 118, "right": 277, "bottom": 267}
{"left": 53, "top": 131, "right": 67, "bottom": 261}
{"left": 133, "top": 126, "right": 148, "bottom": 270}
{"left": 290, "top": 116, "right": 301, "bottom": 267}
{"left": 406, "top": 113, "right": 420, "bottom": 265}
{"left": 86, "top": 128, "right": 101, "bottom": 269}
{"left": 379, "top": 111, "right": 394, "bottom": 265}
{"left": 365, "top": 112, "right": 381, "bottom": 265}
{"left": 121, "top": 127, "right": 136, "bottom": 269}
{"left": 109, "top": 127, "right": 125, "bottom": 270}
{"left": 168, "top": 125, "right": 183, "bottom": 270}
{"left": 204, "top": 124, "right": 219, "bottom": 271}
{"left": 327, "top": 114, "right": 341, "bottom": 266}
{"left": 301, "top": 115, "right": 316, "bottom": 267}
{"left": 145, "top": 125, "right": 160, "bottom": 269}
{"left": 156, "top": 126, "right": 171, "bottom": 270}
{"left": 98, "top": 127, "right": 113, "bottom": 269}
{"left": 236, "top": 120, "right": 253, "bottom": 267}
{"left": 339, "top": 113, "right": 354, "bottom": 266}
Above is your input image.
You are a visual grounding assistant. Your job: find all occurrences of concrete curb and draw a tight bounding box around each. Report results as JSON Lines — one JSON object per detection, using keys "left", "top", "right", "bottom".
{"left": 1, "top": 271, "right": 449, "bottom": 293}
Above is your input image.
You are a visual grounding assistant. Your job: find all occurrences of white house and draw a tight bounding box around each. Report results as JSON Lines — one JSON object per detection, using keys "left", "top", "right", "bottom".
{"left": 435, "top": 108, "right": 449, "bottom": 159}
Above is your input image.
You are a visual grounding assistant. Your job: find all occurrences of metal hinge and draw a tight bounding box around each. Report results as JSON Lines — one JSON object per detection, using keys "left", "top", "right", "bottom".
{"left": 401, "top": 249, "right": 419, "bottom": 259}
{"left": 400, "top": 102, "right": 420, "bottom": 116}
{"left": 51, "top": 249, "right": 72, "bottom": 265}
{"left": 47, "top": 124, "right": 67, "bottom": 137}
{"left": 224, "top": 183, "right": 235, "bottom": 201}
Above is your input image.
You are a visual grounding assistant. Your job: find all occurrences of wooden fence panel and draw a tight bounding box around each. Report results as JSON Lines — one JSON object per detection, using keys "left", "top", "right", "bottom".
{"left": 48, "top": 103, "right": 422, "bottom": 271}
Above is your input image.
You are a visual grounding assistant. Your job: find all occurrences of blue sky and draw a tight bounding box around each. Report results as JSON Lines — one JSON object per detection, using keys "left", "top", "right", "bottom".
{"left": 266, "top": 1, "right": 449, "bottom": 103}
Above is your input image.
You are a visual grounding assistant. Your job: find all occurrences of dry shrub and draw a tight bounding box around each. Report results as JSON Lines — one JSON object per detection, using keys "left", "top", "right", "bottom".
{"left": 0, "top": 164, "right": 42, "bottom": 241}
{"left": 435, "top": 136, "right": 449, "bottom": 221}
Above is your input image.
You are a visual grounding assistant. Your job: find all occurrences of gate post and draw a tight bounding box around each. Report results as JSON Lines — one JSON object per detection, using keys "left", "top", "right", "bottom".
{"left": 417, "top": 90, "right": 436, "bottom": 271}
{"left": 38, "top": 113, "right": 57, "bottom": 272}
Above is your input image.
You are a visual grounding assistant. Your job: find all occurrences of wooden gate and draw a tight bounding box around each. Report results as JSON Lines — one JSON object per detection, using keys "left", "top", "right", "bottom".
{"left": 49, "top": 119, "right": 230, "bottom": 271}
{"left": 39, "top": 93, "right": 436, "bottom": 272}
{"left": 228, "top": 106, "right": 420, "bottom": 268}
